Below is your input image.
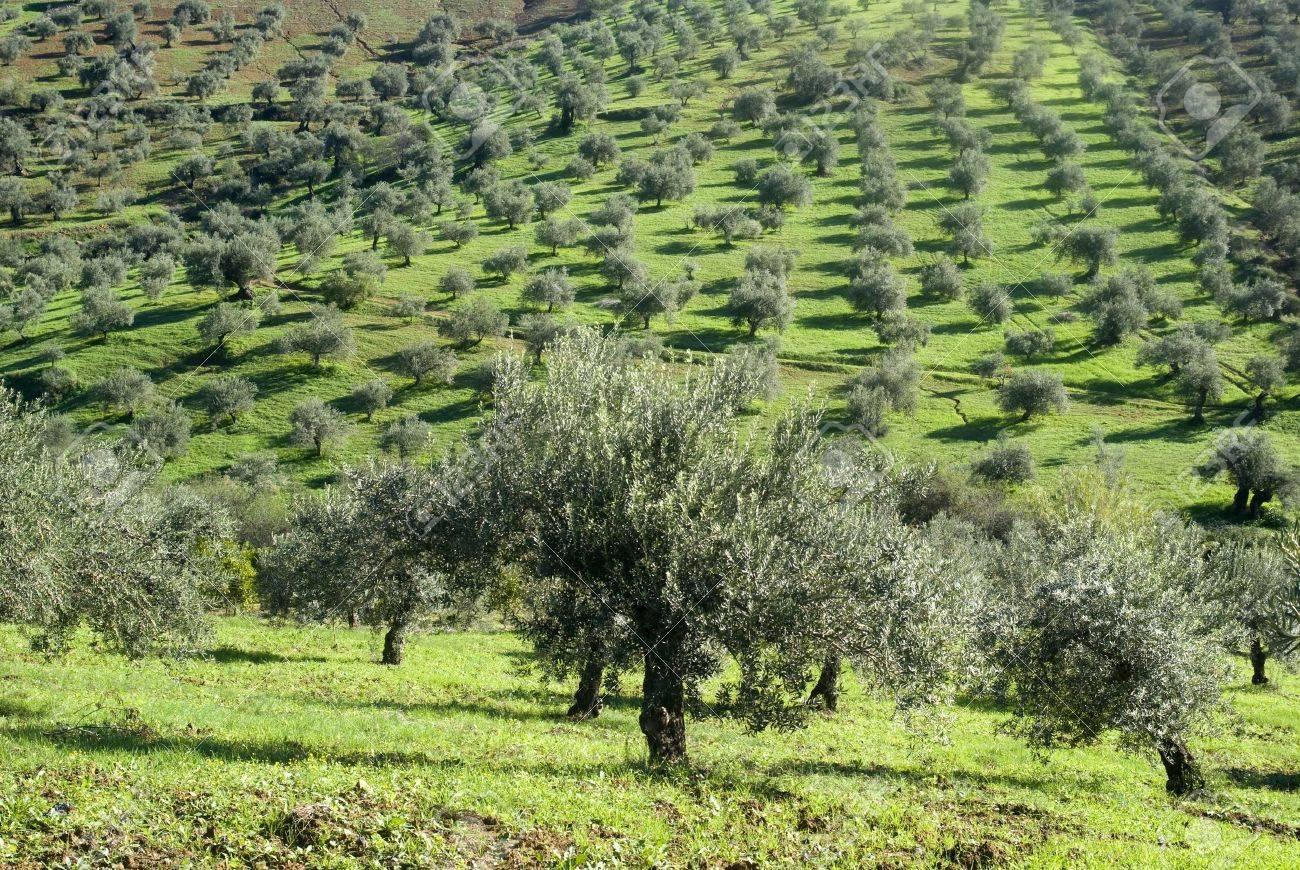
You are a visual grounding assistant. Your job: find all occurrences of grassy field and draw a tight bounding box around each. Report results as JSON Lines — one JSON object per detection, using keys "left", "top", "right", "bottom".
{"left": 1, "top": 0, "right": 1297, "bottom": 516}
{"left": 0, "top": 617, "right": 1297, "bottom": 866}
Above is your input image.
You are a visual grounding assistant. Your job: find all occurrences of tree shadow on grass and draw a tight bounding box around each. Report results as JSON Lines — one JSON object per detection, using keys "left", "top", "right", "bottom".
{"left": 8, "top": 723, "right": 466, "bottom": 767}
{"left": 1090, "top": 194, "right": 1155, "bottom": 210}
{"left": 927, "top": 415, "right": 1006, "bottom": 443}
{"left": 206, "top": 646, "right": 331, "bottom": 665}
{"left": 0, "top": 698, "right": 44, "bottom": 720}
{"left": 1221, "top": 768, "right": 1300, "bottom": 793}
{"left": 132, "top": 291, "right": 211, "bottom": 324}
{"left": 655, "top": 239, "right": 705, "bottom": 257}
{"left": 798, "top": 312, "right": 872, "bottom": 332}
{"left": 765, "top": 758, "right": 1070, "bottom": 793}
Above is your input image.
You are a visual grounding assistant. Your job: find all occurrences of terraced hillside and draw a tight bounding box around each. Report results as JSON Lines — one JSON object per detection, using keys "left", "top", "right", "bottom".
{"left": 0, "top": 0, "right": 1298, "bottom": 517}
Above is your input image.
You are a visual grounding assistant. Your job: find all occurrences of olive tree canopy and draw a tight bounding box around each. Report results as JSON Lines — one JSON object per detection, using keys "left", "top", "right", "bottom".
{"left": 476, "top": 332, "right": 957, "bottom": 762}
{"left": 0, "top": 392, "right": 236, "bottom": 657}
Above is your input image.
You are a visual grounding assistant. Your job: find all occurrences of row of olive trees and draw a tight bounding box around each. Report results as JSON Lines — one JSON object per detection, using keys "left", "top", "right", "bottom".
{"left": 258, "top": 330, "right": 1292, "bottom": 793}
{"left": 264, "top": 331, "right": 959, "bottom": 763}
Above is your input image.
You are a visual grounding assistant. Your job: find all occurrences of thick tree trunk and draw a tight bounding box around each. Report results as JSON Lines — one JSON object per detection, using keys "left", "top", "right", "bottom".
{"left": 807, "top": 656, "right": 841, "bottom": 712}
{"left": 1157, "top": 738, "right": 1203, "bottom": 795}
{"left": 381, "top": 619, "right": 408, "bottom": 666}
{"left": 1232, "top": 484, "right": 1251, "bottom": 514}
{"left": 1250, "top": 636, "right": 1269, "bottom": 685}
{"left": 1249, "top": 487, "right": 1272, "bottom": 518}
{"left": 639, "top": 653, "right": 686, "bottom": 764}
{"left": 567, "top": 656, "right": 606, "bottom": 719}
{"left": 233, "top": 285, "right": 254, "bottom": 301}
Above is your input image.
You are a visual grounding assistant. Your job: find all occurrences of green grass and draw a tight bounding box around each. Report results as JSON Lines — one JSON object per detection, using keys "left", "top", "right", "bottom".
{"left": 1, "top": 617, "right": 1297, "bottom": 866}
{"left": 2, "top": 0, "right": 1299, "bottom": 517}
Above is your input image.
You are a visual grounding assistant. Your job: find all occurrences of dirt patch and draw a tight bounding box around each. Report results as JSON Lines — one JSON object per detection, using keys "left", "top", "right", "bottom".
{"left": 439, "top": 808, "right": 576, "bottom": 867}
{"left": 942, "top": 837, "right": 1011, "bottom": 868}
{"left": 931, "top": 799, "right": 1075, "bottom": 869}
{"left": 276, "top": 802, "right": 335, "bottom": 848}
{"left": 1189, "top": 806, "right": 1300, "bottom": 841}
{"left": 516, "top": 0, "right": 589, "bottom": 34}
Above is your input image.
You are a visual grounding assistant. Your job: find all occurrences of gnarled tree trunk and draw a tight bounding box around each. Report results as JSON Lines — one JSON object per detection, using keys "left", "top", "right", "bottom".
{"left": 381, "top": 619, "right": 408, "bottom": 666}
{"left": 807, "top": 656, "right": 841, "bottom": 712}
{"left": 568, "top": 655, "right": 606, "bottom": 719}
{"left": 1232, "top": 484, "right": 1251, "bottom": 514}
{"left": 1250, "top": 636, "right": 1269, "bottom": 685}
{"left": 1157, "top": 737, "right": 1203, "bottom": 795}
{"left": 1248, "top": 487, "right": 1273, "bottom": 518}
{"left": 639, "top": 652, "right": 686, "bottom": 764}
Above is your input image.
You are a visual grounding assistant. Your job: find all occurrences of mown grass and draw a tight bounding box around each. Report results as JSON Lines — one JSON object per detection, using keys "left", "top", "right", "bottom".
{"left": 1, "top": 0, "right": 1298, "bottom": 515}
{"left": 0, "top": 617, "right": 1297, "bottom": 866}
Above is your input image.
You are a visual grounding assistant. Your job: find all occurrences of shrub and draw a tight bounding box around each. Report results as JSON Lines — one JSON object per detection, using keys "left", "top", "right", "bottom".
{"left": 440, "top": 297, "right": 507, "bottom": 348}
{"left": 971, "top": 435, "right": 1035, "bottom": 483}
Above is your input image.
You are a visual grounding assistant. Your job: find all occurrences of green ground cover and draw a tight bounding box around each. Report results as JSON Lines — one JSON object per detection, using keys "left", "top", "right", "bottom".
{"left": 1, "top": 617, "right": 1297, "bottom": 866}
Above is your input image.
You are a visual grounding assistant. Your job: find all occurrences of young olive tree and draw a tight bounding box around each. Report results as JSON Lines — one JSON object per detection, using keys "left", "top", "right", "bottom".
{"left": 1196, "top": 428, "right": 1298, "bottom": 517}
{"left": 975, "top": 473, "right": 1227, "bottom": 795}
{"left": 262, "top": 461, "right": 498, "bottom": 665}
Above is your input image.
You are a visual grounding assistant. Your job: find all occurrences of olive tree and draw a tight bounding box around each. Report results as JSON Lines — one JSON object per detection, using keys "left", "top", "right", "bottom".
{"left": 1244, "top": 354, "right": 1285, "bottom": 421}
{"left": 1196, "top": 428, "right": 1298, "bottom": 517}
{"left": 0, "top": 392, "right": 237, "bottom": 657}
{"left": 379, "top": 414, "right": 432, "bottom": 460}
{"left": 396, "top": 341, "right": 457, "bottom": 386}
{"left": 94, "top": 367, "right": 156, "bottom": 418}
{"left": 71, "top": 289, "right": 134, "bottom": 341}
{"left": 197, "top": 302, "right": 260, "bottom": 357}
{"left": 124, "top": 403, "right": 192, "bottom": 459}
{"left": 275, "top": 305, "right": 356, "bottom": 367}
{"left": 967, "top": 282, "right": 1012, "bottom": 325}
{"left": 920, "top": 257, "right": 963, "bottom": 300}
{"left": 440, "top": 266, "right": 475, "bottom": 300}
{"left": 998, "top": 369, "right": 1068, "bottom": 421}
{"left": 975, "top": 474, "right": 1227, "bottom": 795}
{"left": 351, "top": 379, "right": 393, "bottom": 421}
{"left": 183, "top": 227, "right": 280, "bottom": 300}
{"left": 1058, "top": 225, "right": 1118, "bottom": 278}
{"left": 729, "top": 268, "right": 794, "bottom": 336}
{"left": 261, "top": 461, "right": 498, "bottom": 665}
{"left": 439, "top": 296, "right": 507, "bottom": 348}
{"left": 289, "top": 399, "right": 350, "bottom": 457}
{"left": 479, "top": 332, "right": 956, "bottom": 761}
{"left": 521, "top": 268, "right": 575, "bottom": 313}
{"left": 198, "top": 374, "right": 257, "bottom": 425}
{"left": 1203, "top": 539, "right": 1298, "bottom": 686}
